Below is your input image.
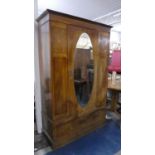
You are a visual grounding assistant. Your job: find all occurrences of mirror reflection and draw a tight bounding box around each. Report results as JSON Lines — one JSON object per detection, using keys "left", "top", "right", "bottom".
{"left": 74, "top": 33, "right": 94, "bottom": 107}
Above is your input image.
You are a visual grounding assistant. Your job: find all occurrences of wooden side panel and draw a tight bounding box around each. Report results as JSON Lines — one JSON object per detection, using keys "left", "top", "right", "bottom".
{"left": 96, "top": 31, "right": 110, "bottom": 106}
{"left": 51, "top": 21, "right": 69, "bottom": 118}
{"left": 38, "top": 21, "right": 53, "bottom": 137}
{"left": 42, "top": 113, "right": 53, "bottom": 139}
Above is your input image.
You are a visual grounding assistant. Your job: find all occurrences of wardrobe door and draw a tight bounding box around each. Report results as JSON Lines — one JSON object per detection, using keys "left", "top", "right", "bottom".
{"left": 67, "top": 25, "right": 99, "bottom": 115}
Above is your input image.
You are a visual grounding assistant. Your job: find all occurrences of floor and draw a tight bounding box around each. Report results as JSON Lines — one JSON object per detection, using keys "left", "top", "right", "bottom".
{"left": 35, "top": 147, "right": 52, "bottom": 155}
{"left": 34, "top": 130, "right": 50, "bottom": 152}
{"left": 34, "top": 112, "right": 121, "bottom": 155}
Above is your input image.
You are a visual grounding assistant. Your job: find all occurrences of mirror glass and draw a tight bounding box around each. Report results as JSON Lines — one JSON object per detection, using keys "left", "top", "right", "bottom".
{"left": 74, "top": 33, "right": 94, "bottom": 107}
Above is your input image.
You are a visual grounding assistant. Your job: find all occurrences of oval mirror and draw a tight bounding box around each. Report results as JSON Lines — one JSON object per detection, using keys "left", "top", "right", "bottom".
{"left": 74, "top": 33, "right": 94, "bottom": 107}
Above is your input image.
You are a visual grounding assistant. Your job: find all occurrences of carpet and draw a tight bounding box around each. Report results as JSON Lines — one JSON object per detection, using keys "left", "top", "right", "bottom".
{"left": 46, "top": 120, "right": 121, "bottom": 155}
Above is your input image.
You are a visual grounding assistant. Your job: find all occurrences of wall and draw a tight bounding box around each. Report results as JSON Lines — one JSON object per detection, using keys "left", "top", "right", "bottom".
{"left": 34, "top": 0, "right": 42, "bottom": 133}
{"left": 110, "top": 30, "right": 121, "bottom": 52}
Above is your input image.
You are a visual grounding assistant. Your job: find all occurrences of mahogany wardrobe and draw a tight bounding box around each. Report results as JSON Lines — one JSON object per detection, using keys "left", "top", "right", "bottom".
{"left": 37, "top": 9, "right": 111, "bottom": 149}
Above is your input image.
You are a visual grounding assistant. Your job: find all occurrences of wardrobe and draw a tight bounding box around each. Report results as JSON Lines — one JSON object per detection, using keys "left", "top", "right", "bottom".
{"left": 37, "top": 9, "right": 112, "bottom": 149}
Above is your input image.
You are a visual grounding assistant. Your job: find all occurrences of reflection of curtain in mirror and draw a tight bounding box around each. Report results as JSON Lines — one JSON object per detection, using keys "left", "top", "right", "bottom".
{"left": 81, "top": 66, "right": 87, "bottom": 80}
{"left": 90, "top": 49, "right": 93, "bottom": 60}
{"left": 74, "top": 48, "right": 91, "bottom": 80}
